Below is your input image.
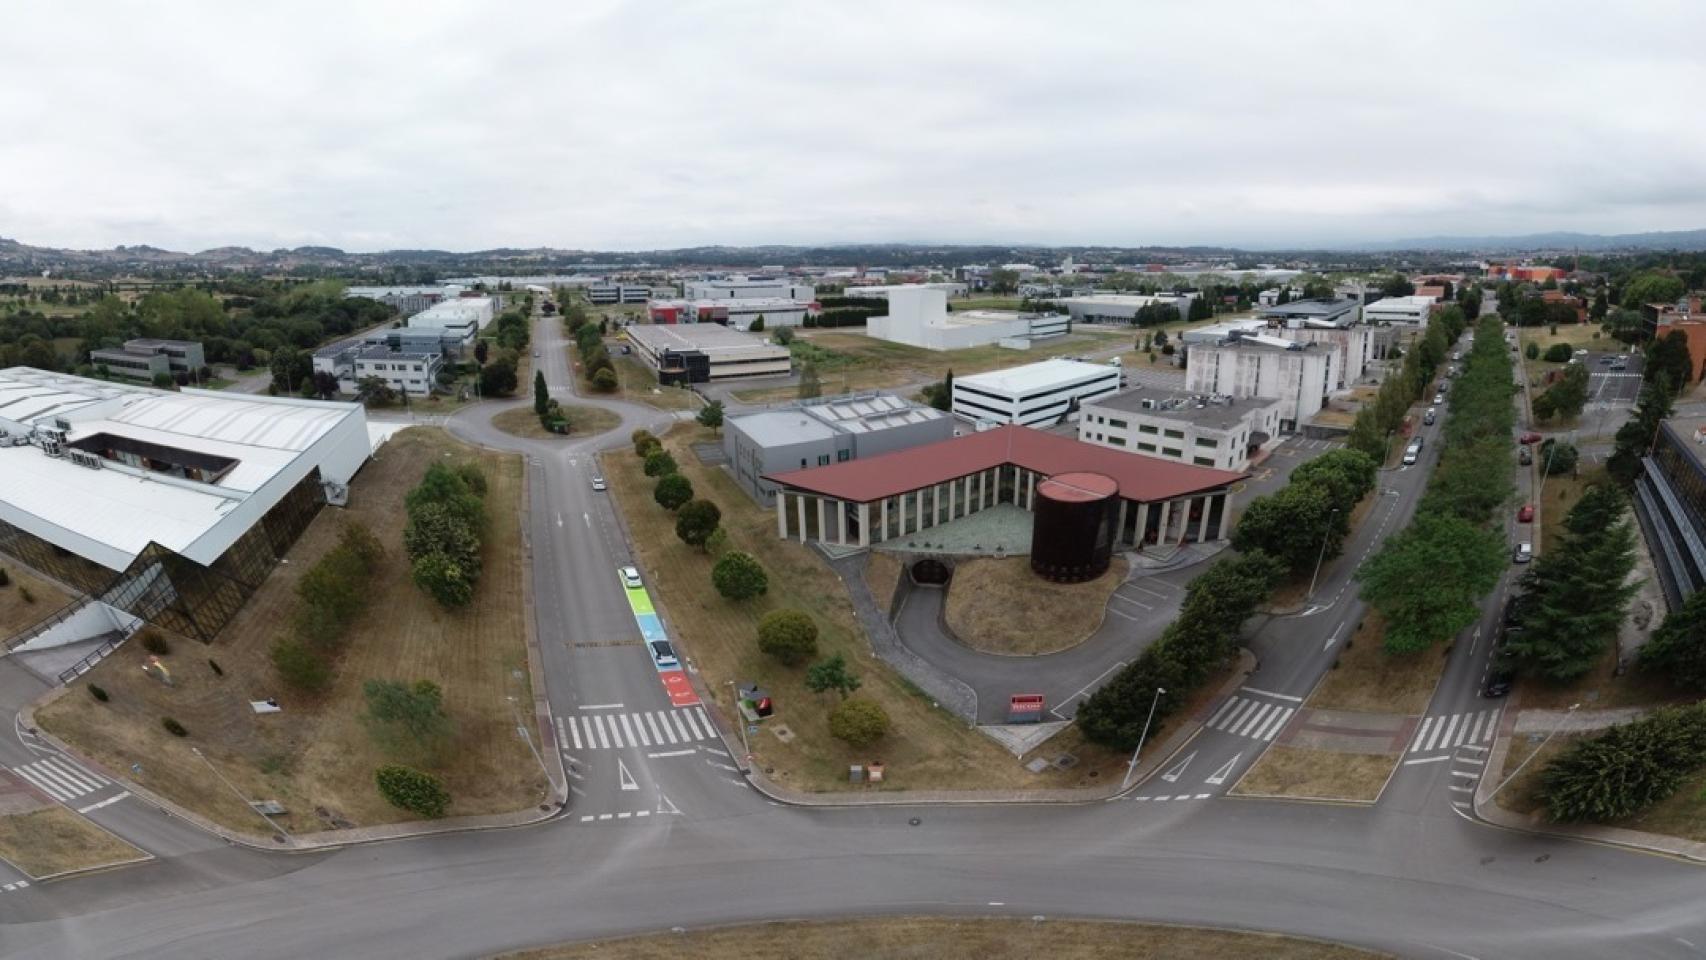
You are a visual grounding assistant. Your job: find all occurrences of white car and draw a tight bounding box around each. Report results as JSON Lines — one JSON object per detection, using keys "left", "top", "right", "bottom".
{"left": 1433, "top": 393, "right": 1445, "bottom": 404}
{"left": 620, "top": 565, "right": 642, "bottom": 589}
{"left": 1513, "top": 542, "right": 1533, "bottom": 564}
{"left": 649, "top": 639, "right": 678, "bottom": 668}
{"left": 591, "top": 476, "right": 607, "bottom": 491}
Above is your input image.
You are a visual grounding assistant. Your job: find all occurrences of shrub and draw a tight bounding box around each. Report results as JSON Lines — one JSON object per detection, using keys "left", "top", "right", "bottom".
{"left": 88, "top": 684, "right": 109, "bottom": 702}
{"left": 631, "top": 429, "right": 656, "bottom": 455}
{"left": 654, "top": 473, "right": 694, "bottom": 511}
{"left": 161, "top": 717, "right": 188, "bottom": 737}
{"left": 1543, "top": 343, "right": 1573, "bottom": 363}
{"left": 828, "top": 698, "right": 890, "bottom": 746}
{"left": 452, "top": 462, "right": 488, "bottom": 497}
{"left": 675, "top": 499, "right": 722, "bottom": 551}
{"left": 374, "top": 764, "right": 451, "bottom": 818}
{"left": 643, "top": 449, "right": 678, "bottom": 478}
{"left": 0, "top": 567, "right": 9, "bottom": 586}
{"left": 19, "top": 586, "right": 33, "bottom": 603}
{"left": 207, "top": 658, "right": 224, "bottom": 677}
{"left": 272, "top": 637, "right": 331, "bottom": 692}
{"left": 773, "top": 327, "right": 795, "bottom": 345}
{"left": 757, "top": 609, "right": 819, "bottom": 665}
{"left": 1525, "top": 341, "right": 1540, "bottom": 359}
{"left": 592, "top": 367, "right": 618, "bottom": 392}
{"left": 140, "top": 631, "right": 170, "bottom": 656}
{"left": 712, "top": 551, "right": 768, "bottom": 601}
{"left": 411, "top": 551, "right": 476, "bottom": 607}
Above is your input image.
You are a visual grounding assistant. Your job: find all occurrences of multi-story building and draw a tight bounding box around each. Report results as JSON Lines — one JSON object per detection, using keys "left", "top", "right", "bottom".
{"left": 1184, "top": 335, "right": 1337, "bottom": 432}
{"left": 867, "top": 287, "right": 1068, "bottom": 351}
{"left": 624, "top": 323, "right": 791, "bottom": 384}
{"left": 344, "top": 285, "right": 450, "bottom": 318}
{"left": 588, "top": 283, "right": 653, "bottom": 304}
{"left": 1363, "top": 295, "right": 1436, "bottom": 326}
{"left": 1078, "top": 388, "right": 1282, "bottom": 472}
{"left": 407, "top": 296, "right": 495, "bottom": 347}
{"left": 90, "top": 339, "right": 206, "bottom": 382}
{"left": 683, "top": 277, "right": 816, "bottom": 301}
{"left": 1635, "top": 415, "right": 1706, "bottom": 611}
{"left": 723, "top": 393, "right": 953, "bottom": 505}
{"left": 951, "top": 359, "right": 1122, "bottom": 428}
{"left": 647, "top": 297, "right": 813, "bottom": 331}
{"left": 1259, "top": 298, "right": 1359, "bottom": 328}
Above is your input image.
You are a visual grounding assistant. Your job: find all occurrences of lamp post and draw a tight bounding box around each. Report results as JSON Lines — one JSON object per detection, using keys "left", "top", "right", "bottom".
{"left": 727, "top": 680, "right": 750, "bottom": 765}
{"left": 1486, "top": 702, "right": 1580, "bottom": 803}
{"left": 1119, "top": 687, "right": 1166, "bottom": 792}
{"left": 1306, "top": 507, "right": 1341, "bottom": 599}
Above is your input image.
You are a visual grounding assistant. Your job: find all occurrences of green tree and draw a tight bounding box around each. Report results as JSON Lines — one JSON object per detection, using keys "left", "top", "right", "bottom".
{"left": 1356, "top": 512, "right": 1505, "bottom": 653}
{"left": 1536, "top": 363, "right": 1589, "bottom": 421}
{"left": 631, "top": 429, "right": 657, "bottom": 455}
{"left": 805, "top": 653, "right": 861, "bottom": 699}
{"left": 411, "top": 551, "right": 476, "bottom": 607}
{"left": 1620, "top": 270, "right": 1685, "bottom": 310}
{"left": 757, "top": 609, "right": 819, "bottom": 665}
{"left": 1640, "top": 590, "right": 1706, "bottom": 692}
{"left": 1381, "top": 274, "right": 1416, "bottom": 297}
{"left": 1288, "top": 448, "right": 1378, "bottom": 511}
{"left": 271, "top": 637, "right": 330, "bottom": 691}
{"left": 1504, "top": 486, "right": 1639, "bottom": 681}
{"left": 479, "top": 355, "right": 518, "bottom": 396}
{"left": 798, "top": 361, "right": 822, "bottom": 400}
{"left": 363, "top": 679, "right": 450, "bottom": 756}
{"left": 1539, "top": 707, "right": 1706, "bottom": 822}
{"left": 773, "top": 326, "right": 795, "bottom": 345}
{"left": 1542, "top": 343, "right": 1573, "bottom": 363}
{"left": 675, "top": 499, "right": 722, "bottom": 551}
{"left": 711, "top": 550, "right": 768, "bottom": 601}
{"left": 533, "top": 370, "right": 549, "bottom": 416}
{"left": 1230, "top": 481, "right": 1344, "bottom": 575}
{"left": 1524, "top": 341, "right": 1540, "bottom": 360}
{"left": 591, "top": 367, "right": 618, "bottom": 392}
{"left": 696, "top": 399, "right": 725, "bottom": 434}
{"left": 653, "top": 473, "right": 693, "bottom": 510}
{"left": 827, "top": 697, "right": 890, "bottom": 745}
{"left": 1647, "top": 330, "right": 1695, "bottom": 388}
{"left": 1539, "top": 439, "right": 1578, "bottom": 476}
{"left": 1608, "top": 376, "right": 1674, "bottom": 485}
{"left": 406, "top": 463, "right": 484, "bottom": 528}
{"left": 374, "top": 764, "right": 451, "bottom": 818}
{"left": 988, "top": 268, "right": 1020, "bottom": 295}
{"left": 643, "top": 449, "right": 678, "bottom": 478}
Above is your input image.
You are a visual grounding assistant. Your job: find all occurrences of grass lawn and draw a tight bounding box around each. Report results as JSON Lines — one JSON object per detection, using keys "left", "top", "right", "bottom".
{"left": 944, "top": 556, "right": 1127, "bottom": 656}
{"left": 500, "top": 917, "right": 1389, "bottom": 960}
{"left": 948, "top": 297, "right": 1025, "bottom": 311}
{"left": 1515, "top": 322, "right": 1607, "bottom": 358}
{"left": 491, "top": 405, "right": 620, "bottom": 441}
{"left": 590, "top": 348, "right": 700, "bottom": 411}
{"left": 601, "top": 425, "right": 1124, "bottom": 792}
{"left": 1310, "top": 614, "right": 1446, "bottom": 716}
{"left": 0, "top": 806, "right": 146, "bottom": 878}
{"left": 37, "top": 428, "right": 546, "bottom": 836}
{"left": 1231, "top": 745, "right": 1398, "bottom": 803}
{"left": 864, "top": 551, "right": 903, "bottom": 612}
{"left": 0, "top": 565, "right": 71, "bottom": 638}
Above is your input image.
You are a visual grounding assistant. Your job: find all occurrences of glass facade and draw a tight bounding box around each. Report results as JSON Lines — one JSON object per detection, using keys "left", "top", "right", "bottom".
{"left": 0, "top": 468, "right": 326, "bottom": 642}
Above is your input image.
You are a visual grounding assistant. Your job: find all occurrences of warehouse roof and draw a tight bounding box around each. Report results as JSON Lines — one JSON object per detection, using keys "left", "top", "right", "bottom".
{"left": 765, "top": 424, "right": 1241, "bottom": 504}
{"left": 625, "top": 322, "right": 785, "bottom": 356}
{"left": 955, "top": 359, "right": 1118, "bottom": 395}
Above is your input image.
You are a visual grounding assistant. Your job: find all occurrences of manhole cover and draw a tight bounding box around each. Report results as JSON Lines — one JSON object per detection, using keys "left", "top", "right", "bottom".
{"left": 1053, "top": 754, "right": 1079, "bottom": 770}
{"left": 908, "top": 817, "right": 922, "bottom": 826}
{"left": 771, "top": 724, "right": 796, "bottom": 743}
{"left": 1025, "top": 758, "right": 1052, "bottom": 774}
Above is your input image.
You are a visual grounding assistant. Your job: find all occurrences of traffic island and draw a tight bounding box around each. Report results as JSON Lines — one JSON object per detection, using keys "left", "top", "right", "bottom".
{"left": 943, "top": 556, "right": 1128, "bottom": 656}
{"left": 490, "top": 404, "right": 619, "bottom": 440}
{"left": 0, "top": 805, "right": 148, "bottom": 880}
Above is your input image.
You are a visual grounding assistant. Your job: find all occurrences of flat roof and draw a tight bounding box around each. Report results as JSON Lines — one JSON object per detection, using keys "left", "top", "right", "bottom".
{"left": 1260, "top": 298, "right": 1356, "bottom": 318}
{"left": 956, "top": 359, "right": 1119, "bottom": 395}
{"left": 1061, "top": 294, "right": 1190, "bottom": 307}
{"left": 1365, "top": 295, "right": 1437, "bottom": 310}
{"left": 732, "top": 392, "right": 946, "bottom": 447}
{"left": 1086, "top": 388, "right": 1280, "bottom": 430}
{"left": 626, "top": 323, "right": 785, "bottom": 355}
{"left": 731, "top": 410, "right": 840, "bottom": 447}
{"left": 765, "top": 424, "right": 1241, "bottom": 504}
{"left": 1665, "top": 416, "right": 1706, "bottom": 471}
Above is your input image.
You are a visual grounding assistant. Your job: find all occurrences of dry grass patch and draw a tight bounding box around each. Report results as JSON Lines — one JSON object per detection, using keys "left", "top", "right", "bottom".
{"left": 491, "top": 405, "right": 619, "bottom": 441}
{"left": 37, "top": 428, "right": 545, "bottom": 836}
{"left": 864, "top": 551, "right": 903, "bottom": 612}
{"left": 603, "top": 425, "right": 1119, "bottom": 792}
{"left": 499, "top": 917, "right": 1388, "bottom": 960}
{"left": 1232, "top": 745, "right": 1399, "bottom": 802}
{"left": 944, "top": 556, "right": 1127, "bottom": 656}
{"left": 0, "top": 565, "right": 70, "bottom": 638}
{"left": 612, "top": 353, "right": 700, "bottom": 410}
{"left": 1309, "top": 614, "right": 1447, "bottom": 716}
{"left": 0, "top": 806, "right": 145, "bottom": 878}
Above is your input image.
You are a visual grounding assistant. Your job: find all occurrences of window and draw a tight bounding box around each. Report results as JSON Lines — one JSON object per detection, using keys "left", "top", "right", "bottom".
{"left": 1108, "top": 418, "right": 1128, "bottom": 429}
{"left": 1137, "top": 442, "right": 1157, "bottom": 452}
{"left": 1139, "top": 424, "right": 1159, "bottom": 435}
{"left": 837, "top": 449, "right": 851, "bottom": 462}
{"left": 1163, "top": 447, "right": 1182, "bottom": 458}
{"left": 1193, "top": 456, "right": 1215, "bottom": 466}
{"left": 1164, "top": 429, "right": 1184, "bottom": 439}
{"left": 817, "top": 454, "right": 830, "bottom": 466}
{"left": 1195, "top": 437, "right": 1217, "bottom": 448}
{"left": 1110, "top": 436, "right": 1127, "bottom": 447}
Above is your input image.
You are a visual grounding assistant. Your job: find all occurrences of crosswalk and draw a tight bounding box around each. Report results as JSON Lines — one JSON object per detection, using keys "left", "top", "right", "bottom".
{"left": 561, "top": 706, "right": 717, "bottom": 751}
{"left": 1203, "top": 696, "right": 1296, "bottom": 742}
{"left": 1408, "top": 708, "right": 1500, "bottom": 754}
{"left": 10, "top": 757, "right": 108, "bottom": 803}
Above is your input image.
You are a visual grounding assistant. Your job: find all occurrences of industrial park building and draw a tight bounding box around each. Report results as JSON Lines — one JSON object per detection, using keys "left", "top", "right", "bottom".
{"left": 624, "top": 323, "right": 791, "bottom": 384}
{"left": 407, "top": 296, "right": 495, "bottom": 347}
{"left": 1057, "top": 293, "right": 1200, "bottom": 324}
{"left": 1078, "top": 387, "right": 1282, "bottom": 472}
{"left": 1184, "top": 335, "right": 1337, "bottom": 431}
{"left": 951, "top": 359, "right": 1122, "bottom": 428}
{"left": 866, "top": 287, "right": 1068, "bottom": 351}
{"left": 723, "top": 393, "right": 953, "bottom": 505}
{"left": 1363, "top": 295, "right": 1437, "bottom": 326}
{"left": 684, "top": 277, "right": 816, "bottom": 301}
{"left": 0, "top": 368, "right": 370, "bottom": 649}
{"left": 89, "top": 339, "right": 207, "bottom": 382}
{"left": 647, "top": 297, "right": 813, "bottom": 331}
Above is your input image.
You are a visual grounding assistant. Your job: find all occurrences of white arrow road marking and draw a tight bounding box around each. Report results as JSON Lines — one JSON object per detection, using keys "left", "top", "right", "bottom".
{"left": 1205, "top": 753, "right": 1242, "bottom": 785}
{"left": 1324, "top": 622, "right": 1346, "bottom": 652}
{"left": 583, "top": 513, "right": 592, "bottom": 528}
{"left": 1298, "top": 605, "right": 1323, "bottom": 617}
{"left": 1160, "top": 751, "right": 1196, "bottom": 783}
{"left": 557, "top": 513, "right": 563, "bottom": 527}
{"left": 617, "top": 757, "right": 639, "bottom": 791}
{"left": 656, "top": 789, "right": 681, "bottom": 815}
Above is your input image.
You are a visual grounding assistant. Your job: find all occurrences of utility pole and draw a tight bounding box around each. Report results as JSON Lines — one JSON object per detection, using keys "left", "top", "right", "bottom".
{"left": 1486, "top": 703, "right": 1580, "bottom": 803}
{"left": 1120, "top": 687, "right": 1166, "bottom": 792}
{"left": 1307, "top": 507, "right": 1341, "bottom": 599}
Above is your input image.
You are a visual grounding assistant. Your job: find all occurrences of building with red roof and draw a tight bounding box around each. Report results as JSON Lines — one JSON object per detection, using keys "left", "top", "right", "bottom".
{"left": 764, "top": 424, "right": 1242, "bottom": 551}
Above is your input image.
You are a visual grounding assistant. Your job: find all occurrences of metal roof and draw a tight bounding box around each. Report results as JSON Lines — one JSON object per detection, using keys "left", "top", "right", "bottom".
{"left": 955, "top": 359, "right": 1118, "bottom": 396}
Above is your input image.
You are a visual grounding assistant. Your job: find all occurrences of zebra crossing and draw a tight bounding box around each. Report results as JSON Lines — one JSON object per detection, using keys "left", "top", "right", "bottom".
{"left": 1408, "top": 708, "right": 1500, "bottom": 754}
{"left": 10, "top": 756, "right": 109, "bottom": 803}
{"left": 562, "top": 706, "right": 718, "bottom": 751}
{"left": 1203, "top": 695, "right": 1296, "bottom": 742}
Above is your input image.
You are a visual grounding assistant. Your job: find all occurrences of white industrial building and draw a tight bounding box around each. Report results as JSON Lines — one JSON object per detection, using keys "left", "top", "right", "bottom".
{"left": 867, "top": 287, "right": 1068, "bottom": 351}
{"left": 646, "top": 297, "right": 813, "bottom": 331}
{"left": 1184, "top": 336, "right": 1337, "bottom": 431}
{"left": 408, "top": 296, "right": 496, "bottom": 347}
{"left": 1363, "top": 295, "right": 1437, "bottom": 326}
{"left": 723, "top": 393, "right": 954, "bottom": 505}
{"left": 1058, "top": 293, "right": 1200, "bottom": 324}
{"left": 0, "top": 368, "right": 370, "bottom": 647}
{"left": 952, "top": 359, "right": 1122, "bottom": 428}
{"left": 1181, "top": 319, "right": 1270, "bottom": 344}
{"left": 624, "top": 323, "right": 791, "bottom": 385}
{"left": 841, "top": 282, "right": 968, "bottom": 300}
{"left": 588, "top": 282, "right": 654, "bottom": 304}
{"left": 1079, "top": 387, "right": 1283, "bottom": 472}
{"left": 684, "top": 277, "right": 816, "bottom": 301}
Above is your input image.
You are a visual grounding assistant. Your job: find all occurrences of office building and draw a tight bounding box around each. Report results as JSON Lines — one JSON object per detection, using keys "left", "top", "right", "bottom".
{"left": 723, "top": 393, "right": 953, "bottom": 504}
{"left": 1635, "top": 416, "right": 1706, "bottom": 611}
{"left": 647, "top": 297, "right": 813, "bottom": 331}
{"left": 1363, "top": 295, "right": 1437, "bottom": 326}
{"left": 1184, "top": 336, "right": 1337, "bottom": 431}
{"left": 588, "top": 283, "right": 653, "bottom": 304}
{"left": 624, "top": 323, "right": 791, "bottom": 384}
{"left": 867, "top": 287, "right": 1068, "bottom": 351}
{"left": 684, "top": 277, "right": 816, "bottom": 301}
{"left": 408, "top": 296, "right": 495, "bottom": 347}
{"left": 1260, "top": 298, "right": 1360, "bottom": 328}
{"left": 90, "top": 339, "right": 207, "bottom": 382}
{"left": 952, "top": 359, "right": 1122, "bottom": 428}
{"left": 1078, "top": 388, "right": 1282, "bottom": 472}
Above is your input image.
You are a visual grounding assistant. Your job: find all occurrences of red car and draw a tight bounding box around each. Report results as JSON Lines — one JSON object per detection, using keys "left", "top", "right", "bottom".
{"left": 1519, "top": 432, "right": 1542, "bottom": 445}
{"left": 1518, "top": 504, "right": 1534, "bottom": 523}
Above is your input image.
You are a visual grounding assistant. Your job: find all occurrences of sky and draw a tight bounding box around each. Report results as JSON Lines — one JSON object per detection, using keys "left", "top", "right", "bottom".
{"left": 3, "top": 0, "right": 1705, "bottom": 253}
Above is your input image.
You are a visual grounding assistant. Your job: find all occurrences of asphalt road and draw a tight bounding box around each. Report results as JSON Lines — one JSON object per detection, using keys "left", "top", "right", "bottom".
{"left": 8, "top": 316, "right": 1706, "bottom": 959}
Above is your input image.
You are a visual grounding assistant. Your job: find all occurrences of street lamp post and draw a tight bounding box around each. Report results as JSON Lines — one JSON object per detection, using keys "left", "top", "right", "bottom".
{"left": 1119, "top": 687, "right": 1166, "bottom": 792}
{"left": 1486, "top": 702, "right": 1581, "bottom": 803}
{"left": 727, "top": 680, "right": 750, "bottom": 765}
{"left": 1306, "top": 507, "right": 1341, "bottom": 599}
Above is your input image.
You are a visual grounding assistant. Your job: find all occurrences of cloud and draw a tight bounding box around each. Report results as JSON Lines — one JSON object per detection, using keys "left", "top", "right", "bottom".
{"left": 2, "top": 0, "right": 1703, "bottom": 251}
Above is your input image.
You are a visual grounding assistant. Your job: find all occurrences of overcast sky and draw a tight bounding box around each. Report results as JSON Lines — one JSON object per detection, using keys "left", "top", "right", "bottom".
{"left": 3, "top": 0, "right": 1704, "bottom": 252}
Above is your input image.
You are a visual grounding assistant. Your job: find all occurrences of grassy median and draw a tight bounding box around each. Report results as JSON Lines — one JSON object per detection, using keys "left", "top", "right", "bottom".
{"left": 491, "top": 405, "right": 619, "bottom": 441}
{"left": 944, "top": 556, "right": 1127, "bottom": 656}
{"left": 0, "top": 806, "right": 145, "bottom": 878}
{"left": 37, "top": 428, "right": 546, "bottom": 836}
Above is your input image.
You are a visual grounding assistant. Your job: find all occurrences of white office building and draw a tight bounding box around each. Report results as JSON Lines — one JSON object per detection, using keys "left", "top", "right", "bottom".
{"left": 1079, "top": 388, "right": 1283, "bottom": 472}
{"left": 408, "top": 296, "right": 496, "bottom": 347}
{"left": 646, "top": 297, "right": 813, "bottom": 331}
{"left": 684, "top": 277, "right": 816, "bottom": 301}
{"left": 1184, "top": 336, "right": 1337, "bottom": 431}
{"left": 624, "top": 324, "right": 792, "bottom": 384}
{"left": 867, "top": 287, "right": 1068, "bottom": 351}
{"left": 1364, "top": 295, "right": 1437, "bottom": 326}
{"left": 1058, "top": 293, "right": 1200, "bottom": 324}
{"left": 952, "top": 359, "right": 1123, "bottom": 428}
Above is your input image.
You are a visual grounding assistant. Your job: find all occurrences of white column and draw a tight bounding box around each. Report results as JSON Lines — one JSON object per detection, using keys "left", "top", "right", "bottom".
{"left": 1196, "top": 496, "right": 1212, "bottom": 542}
{"left": 880, "top": 498, "right": 890, "bottom": 542}
{"left": 838, "top": 500, "right": 848, "bottom": 546}
{"left": 948, "top": 479, "right": 957, "bottom": 520}
{"left": 932, "top": 485, "right": 941, "bottom": 527}
{"left": 776, "top": 492, "right": 788, "bottom": 539}
{"left": 1116, "top": 500, "right": 1129, "bottom": 546}
{"left": 1215, "top": 491, "right": 1232, "bottom": 540}
{"left": 900, "top": 494, "right": 909, "bottom": 536}
{"left": 796, "top": 495, "right": 807, "bottom": 544}
{"left": 858, "top": 503, "right": 870, "bottom": 548}
{"left": 816, "top": 498, "right": 826, "bottom": 542}
{"left": 1156, "top": 501, "right": 1171, "bottom": 544}
{"left": 1136, "top": 502, "right": 1151, "bottom": 549}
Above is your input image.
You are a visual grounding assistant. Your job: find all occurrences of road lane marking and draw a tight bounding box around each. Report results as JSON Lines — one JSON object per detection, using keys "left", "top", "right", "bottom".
{"left": 648, "top": 749, "right": 695, "bottom": 758}
{"left": 1205, "top": 753, "right": 1241, "bottom": 785}
{"left": 617, "top": 758, "right": 639, "bottom": 791}
{"left": 1403, "top": 755, "right": 1449, "bottom": 765}
{"left": 1205, "top": 698, "right": 1240, "bottom": 728}
{"left": 1255, "top": 707, "right": 1295, "bottom": 741}
{"left": 593, "top": 714, "right": 611, "bottom": 749}
{"left": 680, "top": 708, "right": 704, "bottom": 740}
{"left": 1160, "top": 751, "right": 1195, "bottom": 783}
{"left": 670, "top": 711, "right": 692, "bottom": 741}
{"left": 655, "top": 712, "right": 678, "bottom": 744}
{"left": 1234, "top": 703, "right": 1274, "bottom": 737}
{"left": 1410, "top": 717, "right": 1436, "bottom": 752}
{"left": 579, "top": 703, "right": 624, "bottom": 710}
{"left": 76, "top": 791, "right": 129, "bottom": 814}
{"left": 620, "top": 713, "right": 641, "bottom": 747}
{"left": 1238, "top": 686, "right": 1303, "bottom": 702}
{"left": 645, "top": 712, "right": 666, "bottom": 743}
{"left": 696, "top": 706, "right": 714, "bottom": 736}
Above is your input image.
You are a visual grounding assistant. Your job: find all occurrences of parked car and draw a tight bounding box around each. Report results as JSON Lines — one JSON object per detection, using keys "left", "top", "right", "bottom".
{"left": 1610, "top": 360, "right": 1628, "bottom": 371}
{"left": 1423, "top": 409, "right": 1437, "bottom": 426}
{"left": 1573, "top": 348, "right": 1588, "bottom": 357}
{"left": 591, "top": 476, "right": 607, "bottom": 491}
{"left": 1513, "top": 542, "right": 1533, "bottom": 564}
{"left": 1519, "top": 432, "right": 1542, "bottom": 445}
{"left": 1483, "top": 666, "right": 1515, "bottom": 699}
{"left": 1517, "top": 504, "right": 1534, "bottom": 523}
{"left": 649, "top": 639, "right": 678, "bottom": 668}
{"left": 1519, "top": 446, "right": 1533, "bottom": 465}
{"left": 1599, "top": 356, "right": 1616, "bottom": 365}
{"left": 1433, "top": 392, "right": 1445, "bottom": 405}
{"left": 620, "top": 565, "right": 643, "bottom": 588}
{"left": 1402, "top": 443, "right": 1422, "bottom": 466}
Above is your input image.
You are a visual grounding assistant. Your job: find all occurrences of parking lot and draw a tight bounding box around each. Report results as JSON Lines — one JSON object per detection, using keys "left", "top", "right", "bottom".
{"left": 1585, "top": 351, "right": 1643, "bottom": 404}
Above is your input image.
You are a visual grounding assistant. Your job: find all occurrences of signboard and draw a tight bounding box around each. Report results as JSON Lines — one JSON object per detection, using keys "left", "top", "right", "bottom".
{"left": 1008, "top": 694, "right": 1045, "bottom": 724}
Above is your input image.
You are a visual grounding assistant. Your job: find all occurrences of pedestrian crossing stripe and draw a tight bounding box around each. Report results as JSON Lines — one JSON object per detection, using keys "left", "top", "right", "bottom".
{"left": 1409, "top": 709, "right": 1500, "bottom": 754}
{"left": 562, "top": 707, "right": 717, "bottom": 750}
{"left": 10, "top": 757, "right": 108, "bottom": 803}
{"left": 1204, "top": 696, "right": 1295, "bottom": 742}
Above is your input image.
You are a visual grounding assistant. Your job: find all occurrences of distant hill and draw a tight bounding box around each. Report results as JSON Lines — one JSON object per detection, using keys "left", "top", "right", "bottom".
{"left": 1347, "top": 228, "right": 1706, "bottom": 253}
